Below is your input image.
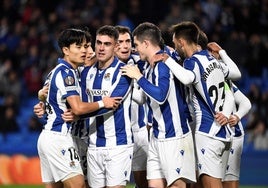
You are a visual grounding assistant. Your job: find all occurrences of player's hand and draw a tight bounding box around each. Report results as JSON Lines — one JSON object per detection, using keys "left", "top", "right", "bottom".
{"left": 102, "top": 96, "right": 122, "bottom": 110}
{"left": 120, "top": 64, "right": 143, "bottom": 80}
{"left": 228, "top": 114, "right": 240, "bottom": 127}
{"left": 215, "top": 112, "right": 228, "bottom": 126}
{"left": 38, "top": 84, "right": 49, "bottom": 101}
{"left": 207, "top": 42, "right": 222, "bottom": 59}
{"left": 151, "top": 53, "right": 169, "bottom": 65}
{"left": 33, "top": 102, "right": 45, "bottom": 118}
{"left": 61, "top": 109, "right": 78, "bottom": 122}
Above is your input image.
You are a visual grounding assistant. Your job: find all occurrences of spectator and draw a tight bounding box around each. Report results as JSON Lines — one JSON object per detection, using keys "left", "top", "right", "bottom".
{"left": 0, "top": 94, "right": 19, "bottom": 139}
{"left": 28, "top": 115, "right": 43, "bottom": 132}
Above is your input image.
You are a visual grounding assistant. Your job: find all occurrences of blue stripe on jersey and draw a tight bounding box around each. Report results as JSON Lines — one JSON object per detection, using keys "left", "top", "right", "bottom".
{"left": 160, "top": 100, "right": 176, "bottom": 137}
{"left": 215, "top": 126, "right": 227, "bottom": 138}
{"left": 114, "top": 107, "right": 128, "bottom": 145}
{"left": 193, "top": 57, "right": 216, "bottom": 114}
{"left": 138, "top": 60, "right": 190, "bottom": 139}
{"left": 138, "top": 105, "right": 146, "bottom": 128}
{"left": 96, "top": 115, "right": 105, "bottom": 147}
{"left": 193, "top": 87, "right": 214, "bottom": 134}
{"left": 232, "top": 86, "right": 243, "bottom": 137}
{"left": 175, "top": 80, "right": 191, "bottom": 134}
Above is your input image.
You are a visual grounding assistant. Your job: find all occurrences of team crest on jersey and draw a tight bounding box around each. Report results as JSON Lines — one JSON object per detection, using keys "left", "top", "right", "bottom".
{"left": 69, "top": 161, "right": 75, "bottom": 167}
{"left": 64, "top": 76, "right": 75, "bottom": 86}
{"left": 104, "top": 73, "right": 110, "bottom": 80}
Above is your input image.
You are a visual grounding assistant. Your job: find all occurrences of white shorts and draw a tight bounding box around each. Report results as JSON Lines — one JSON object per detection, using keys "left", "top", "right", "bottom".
{"left": 222, "top": 136, "right": 244, "bottom": 181}
{"left": 73, "top": 136, "right": 88, "bottom": 179}
{"left": 195, "top": 133, "right": 231, "bottom": 179}
{"left": 147, "top": 134, "right": 196, "bottom": 186}
{"left": 37, "top": 130, "right": 83, "bottom": 183}
{"left": 87, "top": 144, "right": 133, "bottom": 187}
{"left": 132, "top": 126, "right": 149, "bottom": 171}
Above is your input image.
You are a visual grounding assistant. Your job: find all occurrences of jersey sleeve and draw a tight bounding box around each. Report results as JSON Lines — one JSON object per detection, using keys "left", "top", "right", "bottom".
{"left": 219, "top": 49, "right": 241, "bottom": 80}
{"left": 58, "top": 69, "right": 79, "bottom": 100}
{"left": 232, "top": 84, "right": 252, "bottom": 119}
{"left": 165, "top": 57, "right": 195, "bottom": 85}
{"left": 137, "top": 62, "right": 170, "bottom": 104}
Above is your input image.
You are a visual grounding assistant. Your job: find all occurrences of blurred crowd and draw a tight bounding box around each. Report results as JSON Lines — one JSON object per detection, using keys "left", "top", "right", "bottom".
{"left": 1, "top": 0, "right": 268, "bottom": 150}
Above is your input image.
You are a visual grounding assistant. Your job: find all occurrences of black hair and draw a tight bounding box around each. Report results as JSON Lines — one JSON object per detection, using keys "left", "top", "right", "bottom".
{"left": 171, "top": 21, "right": 200, "bottom": 45}
{"left": 57, "top": 28, "right": 92, "bottom": 56}
{"left": 132, "top": 22, "right": 162, "bottom": 47}
{"left": 96, "top": 25, "right": 119, "bottom": 41}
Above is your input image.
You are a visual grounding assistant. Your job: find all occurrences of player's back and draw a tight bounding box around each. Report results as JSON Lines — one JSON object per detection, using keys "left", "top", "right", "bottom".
{"left": 185, "top": 50, "right": 231, "bottom": 141}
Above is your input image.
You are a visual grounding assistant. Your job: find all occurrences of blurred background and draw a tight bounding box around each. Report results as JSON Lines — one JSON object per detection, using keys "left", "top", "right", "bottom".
{"left": 0, "top": 0, "right": 268, "bottom": 186}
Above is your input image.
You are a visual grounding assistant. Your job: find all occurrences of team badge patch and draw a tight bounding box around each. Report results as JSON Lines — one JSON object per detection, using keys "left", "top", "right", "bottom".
{"left": 104, "top": 73, "right": 110, "bottom": 80}
{"left": 65, "top": 76, "right": 75, "bottom": 86}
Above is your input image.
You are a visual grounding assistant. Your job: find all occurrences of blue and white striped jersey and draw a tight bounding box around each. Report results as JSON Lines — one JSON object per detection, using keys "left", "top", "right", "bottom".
{"left": 68, "top": 66, "right": 90, "bottom": 140}
{"left": 44, "top": 58, "right": 80, "bottom": 134}
{"left": 129, "top": 55, "right": 150, "bottom": 131}
{"left": 137, "top": 53, "right": 191, "bottom": 139}
{"left": 80, "top": 57, "right": 133, "bottom": 147}
{"left": 184, "top": 50, "right": 232, "bottom": 141}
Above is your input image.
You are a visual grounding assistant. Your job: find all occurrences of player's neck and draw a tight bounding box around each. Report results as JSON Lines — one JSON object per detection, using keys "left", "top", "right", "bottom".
{"left": 98, "top": 56, "right": 114, "bottom": 70}
{"left": 186, "top": 43, "right": 199, "bottom": 58}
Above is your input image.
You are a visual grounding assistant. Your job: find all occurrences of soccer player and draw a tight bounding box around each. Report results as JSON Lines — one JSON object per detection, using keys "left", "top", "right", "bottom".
{"left": 34, "top": 29, "right": 100, "bottom": 188}
{"left": 36, "top": 28, "right": 121, "bottom": 188}
{"left": 168, "top": 21, "right": 234, "bottom": 188}
{"left": 114, "top": 25, "right": 149, "bottom": 188}
{"left": 222, "top": 82, "right": 251, "bottom": 188}
{"left": 121, "top": 22, "right": 196, "bottom": 188}
{"left": 207, "top": 42, "right": 252, "bottom": 188}
{"left": 80, "top": 25, "right": 133, "bottom": 188}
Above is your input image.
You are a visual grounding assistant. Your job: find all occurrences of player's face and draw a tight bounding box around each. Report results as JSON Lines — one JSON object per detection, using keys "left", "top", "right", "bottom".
{"left": 133, "top": 36, "right": 147, "bottom": 61}
{"left": 95, "top": 35, "right": 116, "bottom": 64}
{"left": 172, "top": 34, "right": 186, "bottom": 59}
{"left": 115, "top": 32, "right": 132, "bottom": 63}
{"left": 85, "top": 42, "right": 96, "bottom": 66}
{"left": 64, "top": 39, "right": 88, "bottom": 68}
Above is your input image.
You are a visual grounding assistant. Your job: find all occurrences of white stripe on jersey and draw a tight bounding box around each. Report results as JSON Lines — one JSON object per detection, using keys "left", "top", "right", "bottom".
{"left": 80, "top": 57, "right": 133, "bottom": 147}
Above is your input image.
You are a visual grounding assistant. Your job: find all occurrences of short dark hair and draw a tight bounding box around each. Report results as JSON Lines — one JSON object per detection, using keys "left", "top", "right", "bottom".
{"left": 115, "top": 25, "right": 131, "bottom": 36}
{"left": 96, "top": 25, "right": 119, "bottom": 41}
{"left": 198, "top": 30, "right": 208, "bottom": 50}
{"left": 171, "top": 21, "right": 200, "bottom": 45}
{"left": 132, "top": 22, "right": 162, "bottom": 47}
{"left": 58, "top": 28, "right": 91, "bottom": 50}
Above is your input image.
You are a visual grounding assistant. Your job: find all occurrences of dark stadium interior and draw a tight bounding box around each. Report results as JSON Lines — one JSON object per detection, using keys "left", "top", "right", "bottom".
{"left": 0, "top": 0, "right": 268, "bottom": 185}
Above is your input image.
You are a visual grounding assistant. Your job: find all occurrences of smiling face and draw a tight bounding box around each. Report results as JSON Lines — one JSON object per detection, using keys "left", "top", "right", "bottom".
{"left": 115, "top": 32, "right": 132, "bottom": 63}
